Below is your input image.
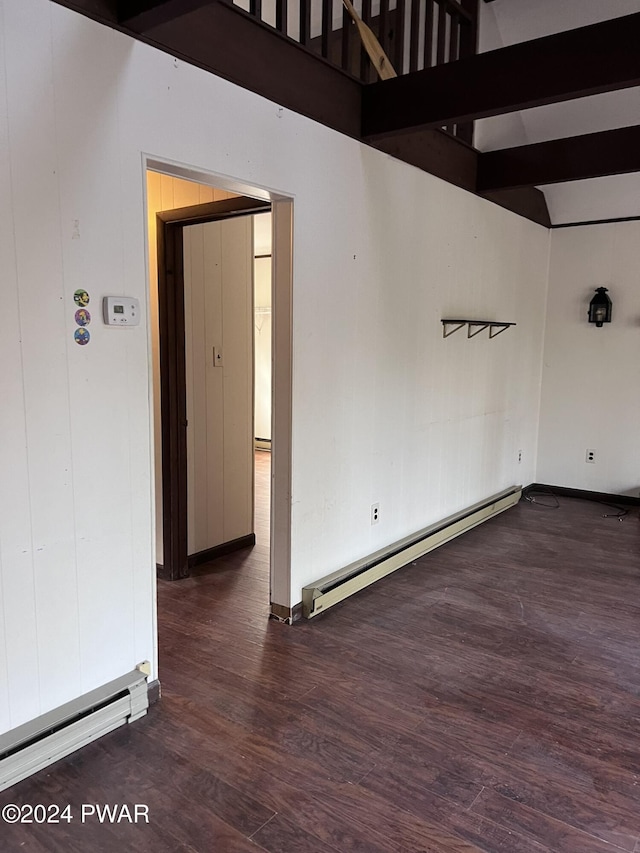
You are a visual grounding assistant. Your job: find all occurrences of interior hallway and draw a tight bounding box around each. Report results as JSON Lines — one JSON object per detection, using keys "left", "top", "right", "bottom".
{"left": 2, "top": 469, "right": 640, "bottom": 852}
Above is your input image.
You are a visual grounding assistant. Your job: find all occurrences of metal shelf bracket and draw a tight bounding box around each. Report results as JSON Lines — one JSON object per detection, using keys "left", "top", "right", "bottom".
{"left": 442, "top": 321, "right": 466, "bottom": 338}
{"left": 489, "top": 323, "right": 512, "bottom": 338}
{"left": 467, "top": 322, "right": 489, "bottom": 338}
{"left": 442, "top": 319, "right": 516, "bottom": 339}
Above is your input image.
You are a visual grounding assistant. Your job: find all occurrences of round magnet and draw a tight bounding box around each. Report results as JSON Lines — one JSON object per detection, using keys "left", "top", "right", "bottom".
{"left": 74, "top": 328, "right": 90, "bottom": 346}
{"left": 73, "top": 289, "right": 90, "bottom": 307}
{"left": 75, "top": 308, "right": 91, "bottom": 326}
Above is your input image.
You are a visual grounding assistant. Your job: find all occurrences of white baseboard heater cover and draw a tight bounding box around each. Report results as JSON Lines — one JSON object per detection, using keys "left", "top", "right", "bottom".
{"left": 302, "top": 485, "right": 522, "bottom": 618}
{"left": 0, "top": 669, "right": 149, "bottom": 792}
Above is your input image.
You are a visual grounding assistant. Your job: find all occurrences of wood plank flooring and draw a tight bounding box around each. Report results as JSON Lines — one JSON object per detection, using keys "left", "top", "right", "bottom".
{"left": 3, "top": 458, "right": 640, "bottom": 852}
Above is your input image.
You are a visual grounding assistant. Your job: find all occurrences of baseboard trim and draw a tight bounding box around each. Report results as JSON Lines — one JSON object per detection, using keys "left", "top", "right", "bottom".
{"left": 270, "top": 601, "right": 303, "bottom": 624}
{"left": 303, "top": 486, "right": 522, "bottom": 618}
{"left": 255, "top": 438, "right": 271, "bottom": 451}
{"left": 0, "top": 670, "right": 148, "bottom": 792}
{"left": 189, "top": 534, "right": 256, "bottom": 570}
{"left": 526, "top": 483, "right": 640, "bottom": 506}
{"left": 147, "top": 680, "right": 161, "bottom": 705}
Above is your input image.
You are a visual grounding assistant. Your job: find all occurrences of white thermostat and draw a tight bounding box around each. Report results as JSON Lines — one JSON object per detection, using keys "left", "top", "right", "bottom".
{"left": 103, "top": 296, "right": 140, "bottom": 326}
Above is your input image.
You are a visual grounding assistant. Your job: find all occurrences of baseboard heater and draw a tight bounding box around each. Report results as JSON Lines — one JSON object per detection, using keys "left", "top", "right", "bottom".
{"left": 0, "top": 668, "right": 149, "bottom": 792}
{"left": 302, "top": 485, "right": 522, "bottom": 618}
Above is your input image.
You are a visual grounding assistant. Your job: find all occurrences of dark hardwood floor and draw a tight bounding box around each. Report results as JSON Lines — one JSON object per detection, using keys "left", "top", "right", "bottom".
{"left": 3, "top": 458, "right": 640, "bottom": 852}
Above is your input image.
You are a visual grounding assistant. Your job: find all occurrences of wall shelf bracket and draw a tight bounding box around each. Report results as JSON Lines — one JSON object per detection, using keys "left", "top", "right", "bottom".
{"left": 442, "top": 320, "right": 466, "bottom": 338}
{"left": 441, "top": 319, "right": 516, "bottom": 339}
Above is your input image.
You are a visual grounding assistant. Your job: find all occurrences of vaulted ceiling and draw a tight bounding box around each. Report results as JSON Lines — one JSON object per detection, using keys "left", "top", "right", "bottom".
{"left": 477, "top": 0, "right": 640, "bottom": 226}
{"left": 54, "top": 0, "right": 640, "bottom": 227}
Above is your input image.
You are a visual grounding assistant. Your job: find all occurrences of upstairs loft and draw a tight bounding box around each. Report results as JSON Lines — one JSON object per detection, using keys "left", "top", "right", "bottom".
{"left": 55, "top": 0, "right": 640, "bottom": 227}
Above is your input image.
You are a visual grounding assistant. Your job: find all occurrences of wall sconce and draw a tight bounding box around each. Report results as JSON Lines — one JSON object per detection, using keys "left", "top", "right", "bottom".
{"left": 588, "top": 287, "right": 612, "bottom": 327}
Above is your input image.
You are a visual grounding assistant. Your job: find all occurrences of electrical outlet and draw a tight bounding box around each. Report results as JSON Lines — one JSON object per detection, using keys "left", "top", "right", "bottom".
{"left": 371, "top": 502, "right": 380, "bottom": 525}
{"left": 586, "top": 449, "right": 596, "bottom": 463}
{"left": 518, "top": 450, "right": 522, "bottom": 464}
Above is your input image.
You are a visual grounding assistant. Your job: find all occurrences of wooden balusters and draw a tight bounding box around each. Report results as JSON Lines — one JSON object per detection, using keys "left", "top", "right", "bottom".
{"left": 299, "top": 0, "right": 311, "bottom": 44}
{"left": 409, "top": 0, "right": 420, "bottom": 72}
{"left": 394, "top": 0, "right": 406, "bottom": 74}
{"left": 321, "top": 0, "right": 332, "bottom": 58}
{"left": 379, "top": 0, "right": 390, "bottom": 59}
{"left": 424, "top": 0, "right": 434, "bottom": 67}
{"left": 341, "top": 1, "right": 353, "bottom": 71}
{"left": 232, "top": 0, "right": 478, "bottom": 112}
{"left": 275, "top": 0, "right": 288, "bottom": 34}
{"left": 360, "top": 0, "right": 373, "bottom": 80}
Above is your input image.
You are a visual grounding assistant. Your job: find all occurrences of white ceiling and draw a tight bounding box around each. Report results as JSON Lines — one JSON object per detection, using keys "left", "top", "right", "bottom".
{"left": 476, "top": 0, "right": 640, "bottom": 224}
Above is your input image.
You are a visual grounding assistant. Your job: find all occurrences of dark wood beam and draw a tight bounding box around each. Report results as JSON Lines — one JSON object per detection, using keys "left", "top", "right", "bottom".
{"left": 134, "top": 1, "right": 362, "bottom": 137}
{"left": 372, "top": 128, "right": 477, "bottom": 192}
{"left": 478, "top": 125, "right": 640, "bottom": 191}
{"left": 479, "top": 188, "right": 551, "bottom": 228}
{"left": 362, "top": 12, "right": 640, "bottom": 138}
{"left": 372, "top": 129, "right": 550, "bottom": 227}
{"left": 118, "top": 0, "right": 214, "bottom": 30}
{"left": 52, "top": 0, "right": 360, "bottom": 138}
{"left": 50, "top": 0, "right": 550, "bottom": 227}
{"left": 51, "top": 0, "right": 118, "bottom": 21}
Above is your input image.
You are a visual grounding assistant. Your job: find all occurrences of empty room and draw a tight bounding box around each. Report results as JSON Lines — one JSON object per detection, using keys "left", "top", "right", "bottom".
{"left": 1, "top": 0, "right": 640, "bottom": 851}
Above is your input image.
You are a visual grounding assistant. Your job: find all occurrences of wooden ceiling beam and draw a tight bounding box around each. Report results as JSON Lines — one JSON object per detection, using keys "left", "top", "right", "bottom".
{"left": 370, "top": 128, "right": 550, "bottom": 226}
{"left": 50, "top": 0, "right": 550, "bottom": 227}
{"left": 49, "top": 0, "right": 119, "bottom": 24}
{"left": 133, "top": 2, "right": 363, "bottom": 137}
{"left": 477, "top": 125, "right": 640, "bottom": 191}
{"left": 117, "top": 0, "right": 214, "bottom": 30}
{"left": 362, "top": 12, "right": 640, "bottom": 138}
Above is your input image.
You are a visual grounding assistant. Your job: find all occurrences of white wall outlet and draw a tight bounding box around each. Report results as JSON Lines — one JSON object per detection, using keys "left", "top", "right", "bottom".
{"left": 371, "top": 502, "right": 380, "bottom": 525}
{"left": 518, "top": 450, "right": 523, "bottom": 464}
{"left": 586, "top": 449, "right": 596, "bottom": 463}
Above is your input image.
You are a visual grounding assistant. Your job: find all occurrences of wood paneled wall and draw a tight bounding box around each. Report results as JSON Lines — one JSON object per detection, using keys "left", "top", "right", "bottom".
{"left": 145, "top": 172, "right": 239, "bottom": 563}
{"left": 0, "top": 0, "right": 551, "bottom": 746}
{"left": 183, "top": 219, "right": 255, "bottom": 555}
{"left": 254, "top": 255, "right": 272, "bottom": 441}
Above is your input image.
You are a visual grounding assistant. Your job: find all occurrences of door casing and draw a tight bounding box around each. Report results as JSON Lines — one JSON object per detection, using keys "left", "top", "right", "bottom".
{"left": 156, "top": 196, "right": 271, "bottom": 581}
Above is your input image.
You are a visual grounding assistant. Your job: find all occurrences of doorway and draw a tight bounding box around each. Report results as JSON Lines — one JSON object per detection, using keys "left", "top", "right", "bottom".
{"left": 157, "top": 196, "right": 270, "bottom": 581}
{"left": 145, "top": 164, "right": 293, "bottom": 616}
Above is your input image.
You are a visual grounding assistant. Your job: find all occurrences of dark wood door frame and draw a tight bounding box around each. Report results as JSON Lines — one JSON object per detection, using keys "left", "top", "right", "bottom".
{"left": 157, "top": 196, "right": 271, "bottom": 581}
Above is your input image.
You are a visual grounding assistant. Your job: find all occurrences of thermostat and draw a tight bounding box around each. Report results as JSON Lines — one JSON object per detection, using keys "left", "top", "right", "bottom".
{"left": 103, "top": 296, "right": 140, "bottom": 326}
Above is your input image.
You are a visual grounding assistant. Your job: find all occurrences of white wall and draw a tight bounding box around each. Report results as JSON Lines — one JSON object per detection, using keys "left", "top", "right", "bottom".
{"left": 0, "top": 0, "right": 550, "bottom": 735}
{"left": 0, "top": 0, "right": 154, "bottom": 733}
{"left": 292, "top": 157, "right": 549, "bottom": 584}
{"left": 537, "top": 223, "right": 640, "bottom": 495}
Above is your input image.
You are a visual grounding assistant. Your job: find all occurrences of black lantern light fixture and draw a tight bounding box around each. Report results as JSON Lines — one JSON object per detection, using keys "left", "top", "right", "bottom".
{"left": 588, "top": 287, "right": 612, "bottom": 327}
